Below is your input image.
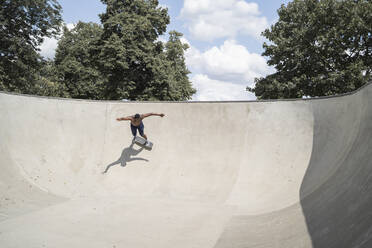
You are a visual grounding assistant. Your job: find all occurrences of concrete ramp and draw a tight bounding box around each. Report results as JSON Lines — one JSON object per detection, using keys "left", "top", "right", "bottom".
{"left": 0, "top": 83, "right": 371, "bottom": 247}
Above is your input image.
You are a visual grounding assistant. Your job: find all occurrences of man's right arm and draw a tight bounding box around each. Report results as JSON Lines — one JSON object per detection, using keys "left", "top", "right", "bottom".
{"left": 116, "top": 116, "right": 132, "bottom": 121}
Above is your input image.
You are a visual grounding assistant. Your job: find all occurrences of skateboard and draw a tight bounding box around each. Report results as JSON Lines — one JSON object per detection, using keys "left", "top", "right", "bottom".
{"left": 134, "top": 136, "right": 153, "bottom": 151}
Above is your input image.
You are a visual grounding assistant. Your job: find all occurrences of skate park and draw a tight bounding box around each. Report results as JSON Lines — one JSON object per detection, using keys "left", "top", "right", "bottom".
{"left": 0, "top": 82, "right": 371, "bottom": 247}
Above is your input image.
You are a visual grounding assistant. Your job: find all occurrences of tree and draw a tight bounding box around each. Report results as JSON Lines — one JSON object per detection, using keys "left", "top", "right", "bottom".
{"left": 97, "top": 0, "right": 194, "bottom": 100}
{"left": 248, "top": 0, "right": 372, "bottom": 99}
{"left": 27, "top": 59, "right": 65, "bottom": 97}
{"left": 163, "top": 31, "right": 196, "bottom": 100}
{"left": 133, "top": 30, "right": 196, "bottom": 100}
{"left": 0, "top": 0, "right": 62, "bottom": 93}
{"left": 54, "top": 22, "right": 105, "bottom": 99}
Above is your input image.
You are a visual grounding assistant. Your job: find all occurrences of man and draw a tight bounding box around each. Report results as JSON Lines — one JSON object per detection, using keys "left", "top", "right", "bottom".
{"left": 116, "top": 113, "right": 165, "bottom": 143}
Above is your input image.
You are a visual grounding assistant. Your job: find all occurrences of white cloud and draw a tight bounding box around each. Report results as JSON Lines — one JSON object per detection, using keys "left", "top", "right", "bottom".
{"left": 39, "top": 36, "right": 59, "bottom": 59}
{"left": 182, "top": 38, "right": 273, "bottom": 100}
{"left": 157, "top": 35, "right": 168, "bottom": 43}
{"left": 159, "top": 3, "right": 169, "bottom": 10}
{"left": 65, "top": 23, "right": 76, "bottom": 30}
{"left": 185, "top": 39, "right": 273, "bottom": 86}
{"left": 181, "top": 0, "right": 268, "bottom": 41}
{"left": 191, "top": 74, "right": 256, "bottom": 101}
{"left": 38, "top": 23, "right": 76, "bottom": 59}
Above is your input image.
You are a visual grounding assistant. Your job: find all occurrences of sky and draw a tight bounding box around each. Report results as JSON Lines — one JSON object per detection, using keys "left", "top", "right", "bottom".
{"left": 39, "top": 0, "right": 292, "bottom": 101}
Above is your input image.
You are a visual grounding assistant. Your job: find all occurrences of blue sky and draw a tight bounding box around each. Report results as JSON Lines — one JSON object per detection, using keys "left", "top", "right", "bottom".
{"left": 40, "top": 0, "right": 292, "bottom": 100}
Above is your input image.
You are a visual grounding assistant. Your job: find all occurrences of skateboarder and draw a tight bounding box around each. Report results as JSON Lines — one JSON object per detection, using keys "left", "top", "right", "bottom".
{"left": 116, "top": 113, "right": 165, "bottom": 143}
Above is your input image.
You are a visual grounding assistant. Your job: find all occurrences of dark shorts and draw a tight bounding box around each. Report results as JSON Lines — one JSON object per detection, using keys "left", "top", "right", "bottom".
{"left": 130, "top": 122, "right": 144, "bottom": 137}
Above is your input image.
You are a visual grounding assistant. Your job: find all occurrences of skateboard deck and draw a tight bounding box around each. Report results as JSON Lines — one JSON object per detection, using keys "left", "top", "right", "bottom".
{"left": 134, "top": 136, "right": 153, "bottom": 150}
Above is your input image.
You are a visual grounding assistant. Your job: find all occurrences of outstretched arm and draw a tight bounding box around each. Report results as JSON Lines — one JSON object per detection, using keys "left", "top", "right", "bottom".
{"left": 116, "top": 116, "right": 133, "bottom": 121}
{"left": 142, "top": 113, "right": 165, "bottom": 118}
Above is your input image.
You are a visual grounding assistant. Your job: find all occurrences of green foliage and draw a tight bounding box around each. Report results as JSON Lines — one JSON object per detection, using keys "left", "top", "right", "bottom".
{"left": 98, "top": 0, "right": 169, "bottom": 100}
{"left": 1, "top": 0, "right": 195, "bottom": 101}
{"left": 163, "top": 31, "right": 196, "bottom": 100}
{"left": 28, "top": 60, "right": 66, "bottom": 97}
{"left": 131, "top": 30, "right": 196, "bottom": 101}
{"left": 0, "top": 0, "right": 62, "bottom": 93}
{"left": 54, "top": 22, "right": 105, "bottom": 99}
{"left": 97, "top": 0, "right": 195, "bottom": 100}
{"left": 249, "top": 0, "right": 372, "bottom": 99}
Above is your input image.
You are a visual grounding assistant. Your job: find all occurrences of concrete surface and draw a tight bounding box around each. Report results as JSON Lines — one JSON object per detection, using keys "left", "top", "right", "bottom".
{"left": 0, "top": 83, "right": 371, "bottom": 248}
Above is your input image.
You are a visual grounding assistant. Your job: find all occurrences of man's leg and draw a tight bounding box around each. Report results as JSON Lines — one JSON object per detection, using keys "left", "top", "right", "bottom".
{"left": 138, "top": 123, "right": 147, "bottom": 140}
{"left": 130, "top": 124, "right": 137, "bottom": 138}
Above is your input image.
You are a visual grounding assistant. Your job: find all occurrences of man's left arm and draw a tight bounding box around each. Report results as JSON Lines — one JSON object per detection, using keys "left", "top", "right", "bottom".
{"left": 142, "top": 113, "right": 165, "bottom": 118}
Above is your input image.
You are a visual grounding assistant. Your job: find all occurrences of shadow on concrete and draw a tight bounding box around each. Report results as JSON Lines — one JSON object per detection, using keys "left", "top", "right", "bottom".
{"left": 299, "top": 90, "right": 372, "bottom": 247}
{"left": 102, "top": 141, "right": 149, "bottom": 174}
